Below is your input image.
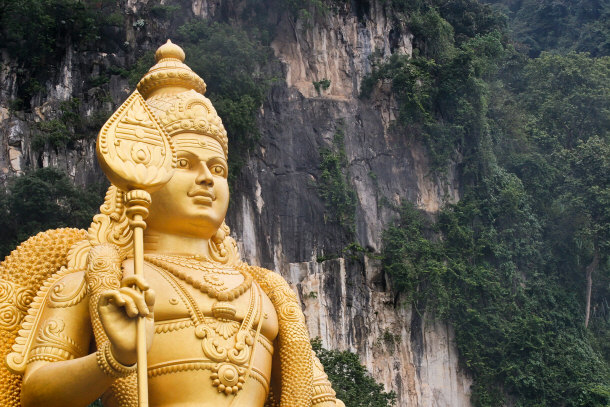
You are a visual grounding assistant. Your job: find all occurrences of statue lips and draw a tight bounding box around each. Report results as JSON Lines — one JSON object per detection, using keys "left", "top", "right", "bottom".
{"left": 188, "top": 189, "right": 215, "bottom": 206}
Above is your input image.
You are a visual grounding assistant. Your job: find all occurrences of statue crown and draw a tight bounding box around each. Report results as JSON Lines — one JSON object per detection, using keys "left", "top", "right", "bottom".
{"left": 136, "top": 40, "right": 228, "bottom": 157}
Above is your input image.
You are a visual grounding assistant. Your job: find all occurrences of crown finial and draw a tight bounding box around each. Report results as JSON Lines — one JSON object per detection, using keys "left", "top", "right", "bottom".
{"left": 136, "top": 40, "right": 206, "bottom": 98}
{"left": 155, "top": 40, "right": 185, "bottom": 62}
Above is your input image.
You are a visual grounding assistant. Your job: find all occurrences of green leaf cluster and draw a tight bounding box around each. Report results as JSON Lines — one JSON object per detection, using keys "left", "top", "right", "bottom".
{"left": 0, "top": 167, "right": 106, "bottom": 258}
{"left": 0, "top": 0, "right": 123, "bottom": 105}
{"left": 32, "top": 98, "right": 109, "bottom": 151}
{"left": 312, "top": 339, "right": 396, "bottom": 407}
{"left": 377, "top": 5, "right": 610, "bottom": 406}
{"left": 482, "top": 0, "right": 610, "bottom": 57}
{"left": 362, "top": 2, "right": 508, "bottom": 169}
{"left": 317, "top": 129, "right": 357, "bottom": 233}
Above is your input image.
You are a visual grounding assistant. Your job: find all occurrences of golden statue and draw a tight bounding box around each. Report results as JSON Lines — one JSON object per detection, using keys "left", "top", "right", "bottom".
{"left": 0, "top": 40, "right": 345, "bottom": 407}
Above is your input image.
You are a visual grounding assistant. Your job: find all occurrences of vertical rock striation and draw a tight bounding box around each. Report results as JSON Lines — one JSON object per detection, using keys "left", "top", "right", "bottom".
{"left": 228, "top": 2, "right": 469, "bottom": 405}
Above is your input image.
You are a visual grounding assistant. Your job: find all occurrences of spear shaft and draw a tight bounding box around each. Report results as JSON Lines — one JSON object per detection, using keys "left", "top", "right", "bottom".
{"left": 126, "top": 190, "right": 152, "bottom": 407}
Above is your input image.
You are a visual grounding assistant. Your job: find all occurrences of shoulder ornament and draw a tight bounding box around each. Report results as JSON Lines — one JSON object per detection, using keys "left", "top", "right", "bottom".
{"left": 0, "top": 228, "right": 86, "bottom": 407}
{"left": 28, "top": 318, "right": 87, "bottom": 363}
{"left": 3, "top": 228, "right": 87, "bottom": 375}
{"left": 49, "top": 276, "right": 87, "bottom": 308}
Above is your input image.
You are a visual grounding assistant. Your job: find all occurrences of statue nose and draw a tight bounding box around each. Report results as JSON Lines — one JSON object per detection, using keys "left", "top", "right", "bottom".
{"left": 195, "top": 165, "right": 214, "bottom": 186}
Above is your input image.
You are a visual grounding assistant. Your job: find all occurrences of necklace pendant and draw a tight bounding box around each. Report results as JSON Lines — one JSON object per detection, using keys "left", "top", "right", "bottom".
{"left": 211, "top": 363, "right": 246, "bottom": 395}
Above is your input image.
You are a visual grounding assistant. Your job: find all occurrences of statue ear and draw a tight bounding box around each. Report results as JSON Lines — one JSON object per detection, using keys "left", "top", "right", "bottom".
{"left": 208, "top": 222, "right": 239, "bottom": 264}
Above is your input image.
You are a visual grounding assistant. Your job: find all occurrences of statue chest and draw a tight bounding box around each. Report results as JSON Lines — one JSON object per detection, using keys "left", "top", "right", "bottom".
{"left": 122, "top": 258, "right": 279, "bottom": 341}
{"left": 122, "top": 258, "right": 278, "bottom": 404}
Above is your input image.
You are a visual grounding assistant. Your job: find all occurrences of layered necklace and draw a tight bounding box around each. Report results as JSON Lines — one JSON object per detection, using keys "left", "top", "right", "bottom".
{"left": 143, "top": 253, "right": 253, "bottom": 301}
{"left": 143, "top": 253, "right": 263, "bottom": 397}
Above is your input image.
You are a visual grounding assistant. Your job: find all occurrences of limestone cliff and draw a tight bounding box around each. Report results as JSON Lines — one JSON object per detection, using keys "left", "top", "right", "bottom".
{"left": 0, "top": 1, "right": 470, "bottom": 405}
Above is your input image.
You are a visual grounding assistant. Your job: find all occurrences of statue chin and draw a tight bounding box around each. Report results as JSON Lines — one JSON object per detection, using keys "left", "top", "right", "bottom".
{"left": 0, "top": 40, "right": 345, "bottom": 407}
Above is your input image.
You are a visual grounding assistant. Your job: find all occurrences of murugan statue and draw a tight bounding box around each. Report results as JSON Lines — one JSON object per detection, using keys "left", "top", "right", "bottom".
{"left": 0, "top": 40, "right": 344, "bottom": 407}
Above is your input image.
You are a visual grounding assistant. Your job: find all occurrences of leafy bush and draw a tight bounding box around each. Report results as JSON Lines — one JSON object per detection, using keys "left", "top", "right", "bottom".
{"left": 312, "top": 339, "right": 396, "bottom": 407}
{"left": 0, "top": 168, "right": 106, "bottom": 258}
{"left": 317, "top": 129, "right": 356, "bottom": 232}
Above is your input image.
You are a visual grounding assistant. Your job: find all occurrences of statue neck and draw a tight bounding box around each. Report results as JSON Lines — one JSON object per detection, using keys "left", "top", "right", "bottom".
{"left": 143, "top": 229, "right": 211, "bottom": 258}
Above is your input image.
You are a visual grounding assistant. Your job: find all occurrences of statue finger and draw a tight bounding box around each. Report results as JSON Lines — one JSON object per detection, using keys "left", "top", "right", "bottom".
{"left": 144, "top": 288, "right": 156, "bottom": 311}
{"left": 98, "top": 290, "right": 126, "bottom": 309}
{"left": 119, "top": 293, "right": 140, "bottom": 318}
{"left": 119, "top": 287, "right": 150, "bottom": 317}
{"left": 121, "top": 275, "right": 150, "bottom": 291}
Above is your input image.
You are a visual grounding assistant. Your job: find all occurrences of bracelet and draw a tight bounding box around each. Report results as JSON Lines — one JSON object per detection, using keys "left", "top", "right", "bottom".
{"left": 96, "top": 341, "right": 137, "bottom": 378}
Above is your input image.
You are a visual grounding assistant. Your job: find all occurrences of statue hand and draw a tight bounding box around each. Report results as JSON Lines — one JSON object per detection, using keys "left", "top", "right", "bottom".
{"left": 97, "top": 275, "right": 155, "bottom": 366}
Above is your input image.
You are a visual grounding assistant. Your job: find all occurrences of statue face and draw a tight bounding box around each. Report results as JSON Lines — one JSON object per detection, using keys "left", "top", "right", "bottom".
{"left": 146, "top": 133, "right": 229, "bottom": 239}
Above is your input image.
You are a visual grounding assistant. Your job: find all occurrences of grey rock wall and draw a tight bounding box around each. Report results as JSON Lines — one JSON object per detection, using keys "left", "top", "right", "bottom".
{"left": 0, "top": 1, "right": 470, "bottom": 405}
{"left": 227, "top": 3, "right": 469, "bottom": 405}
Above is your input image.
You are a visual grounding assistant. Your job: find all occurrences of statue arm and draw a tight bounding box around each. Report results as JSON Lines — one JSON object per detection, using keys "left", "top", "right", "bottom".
{"left": 19, "top": 271, "right": 112, "bottom": 407}
{"left": 22, "top": 354, "right": 114, "bottom": 407}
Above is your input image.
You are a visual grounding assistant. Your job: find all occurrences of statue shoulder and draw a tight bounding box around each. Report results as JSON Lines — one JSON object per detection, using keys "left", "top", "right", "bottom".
{"left": 237, "top": 263, "right": 294, "bottom": 295}
{"left": 0, "top": 228, "right": 88, "bottom": 376}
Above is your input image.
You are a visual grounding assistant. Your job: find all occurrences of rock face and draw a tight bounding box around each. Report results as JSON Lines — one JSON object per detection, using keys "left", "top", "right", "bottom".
{"left": 0, "top": 1, "right": 470, "bottom": 405}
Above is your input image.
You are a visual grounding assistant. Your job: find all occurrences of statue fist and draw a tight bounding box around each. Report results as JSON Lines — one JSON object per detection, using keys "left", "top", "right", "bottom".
{"left": 97, "top": 275, "right": 155, "bottom": 365}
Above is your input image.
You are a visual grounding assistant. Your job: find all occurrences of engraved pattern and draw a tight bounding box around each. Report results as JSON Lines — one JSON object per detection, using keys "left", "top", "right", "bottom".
{"left": 146, "top": 90, "right": 228, "bottom": 158}
{"left": 30, "top": 319, "right": 86, "bottom": 360}
{"left": 205, "top": 317, "right": 240, "bottom": 340}
{"left": 150, "top": 261, "right": 264, "bottom": 396}
{"left": 144, "top": 255, "right": 252, "bottom": 301}
{"left": 86, "top": 244, "right": 138, "bottom": 407}
{"left": 311, "top": 351, "right": 338, "bottom": 407}
{"left": 49, "top": 277, "right": 86, "bottom": 308}
{"left": 147, "top": 359, "right": 269, "bottom": 392}
{"left": 97, "top": 90, "right": 176, "bottom": 192}
{"left": 155, "top": 319, "right": 193, "bottom": 334}
{"left": 242, "top": 263, "right": 315, "bottom": 407}
{"left": 0, "top": 303, "right": 20, "bottom": 330}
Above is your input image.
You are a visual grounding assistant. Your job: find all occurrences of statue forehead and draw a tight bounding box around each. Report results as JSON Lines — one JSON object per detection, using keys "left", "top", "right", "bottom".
{"left": 172, "top": 134, "right": 226, "bottom": 158}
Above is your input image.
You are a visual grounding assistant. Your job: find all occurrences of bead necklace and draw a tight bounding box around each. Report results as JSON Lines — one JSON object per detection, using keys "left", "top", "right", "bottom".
{"left": 144, "top": 254, "right": 252, "bottom": 301}
{"left": 145, "top": 253, "right": 242, "bottom": 275}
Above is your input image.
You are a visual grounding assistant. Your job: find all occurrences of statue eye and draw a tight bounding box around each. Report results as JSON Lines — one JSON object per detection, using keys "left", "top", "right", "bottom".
{"left": 177, "top": 158, "right": 190, "bottom": 169}
{"left": 211, "top": 165, "right": 226, "bottom": 177}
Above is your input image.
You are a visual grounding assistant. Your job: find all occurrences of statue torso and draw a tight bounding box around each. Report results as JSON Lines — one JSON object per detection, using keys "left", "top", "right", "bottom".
{"left": 121, "top": 255, "right": 279, "bottom": 407}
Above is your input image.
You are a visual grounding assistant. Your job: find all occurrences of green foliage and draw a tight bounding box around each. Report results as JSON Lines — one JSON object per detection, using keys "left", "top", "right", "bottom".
{"left": 382, "top": 202, "right": 448, "bottom": 311}
{"left": 362, "top": 30, "right": 507, "bottom": 170}
{"left": 317, "top": 129, "right": 356, "bottom": 232}
{"left": 312, "top": 339, "right": 396, "bottom": 407}
{"left": 88, "top": 400, "right": 103, "bottom": 407}
{"left": 482, "top": 0, "right": 610, "bottom": 57}
{"left": 378, "top": 3, "right": 610, "bottom": 406}
{"left": 313, "top": 78, "right": 331, "bottom": 94}
{"left": 175, "top": 21, "right": 275, "bottom": 184}
{"left": 149, "top": 4, "right": 180, "bottom": 19}
{"left": 0, "top": 168, "right": 106, "bottom": 258}
{"left": 0, "top": 0, "right": 121, "bottom": 104}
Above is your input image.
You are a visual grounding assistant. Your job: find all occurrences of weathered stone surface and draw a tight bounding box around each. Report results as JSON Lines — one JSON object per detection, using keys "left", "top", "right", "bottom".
{"left": 227, "top": 3, "right": 468, "bottom": 405}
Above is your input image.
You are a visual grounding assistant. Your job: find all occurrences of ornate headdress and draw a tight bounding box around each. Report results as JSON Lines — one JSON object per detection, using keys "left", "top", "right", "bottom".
{"left": 68, "top": 41, "right": 238, "bottom": 269}
{"left": 137, "top": 40, "right": 229, "bottom": 158}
